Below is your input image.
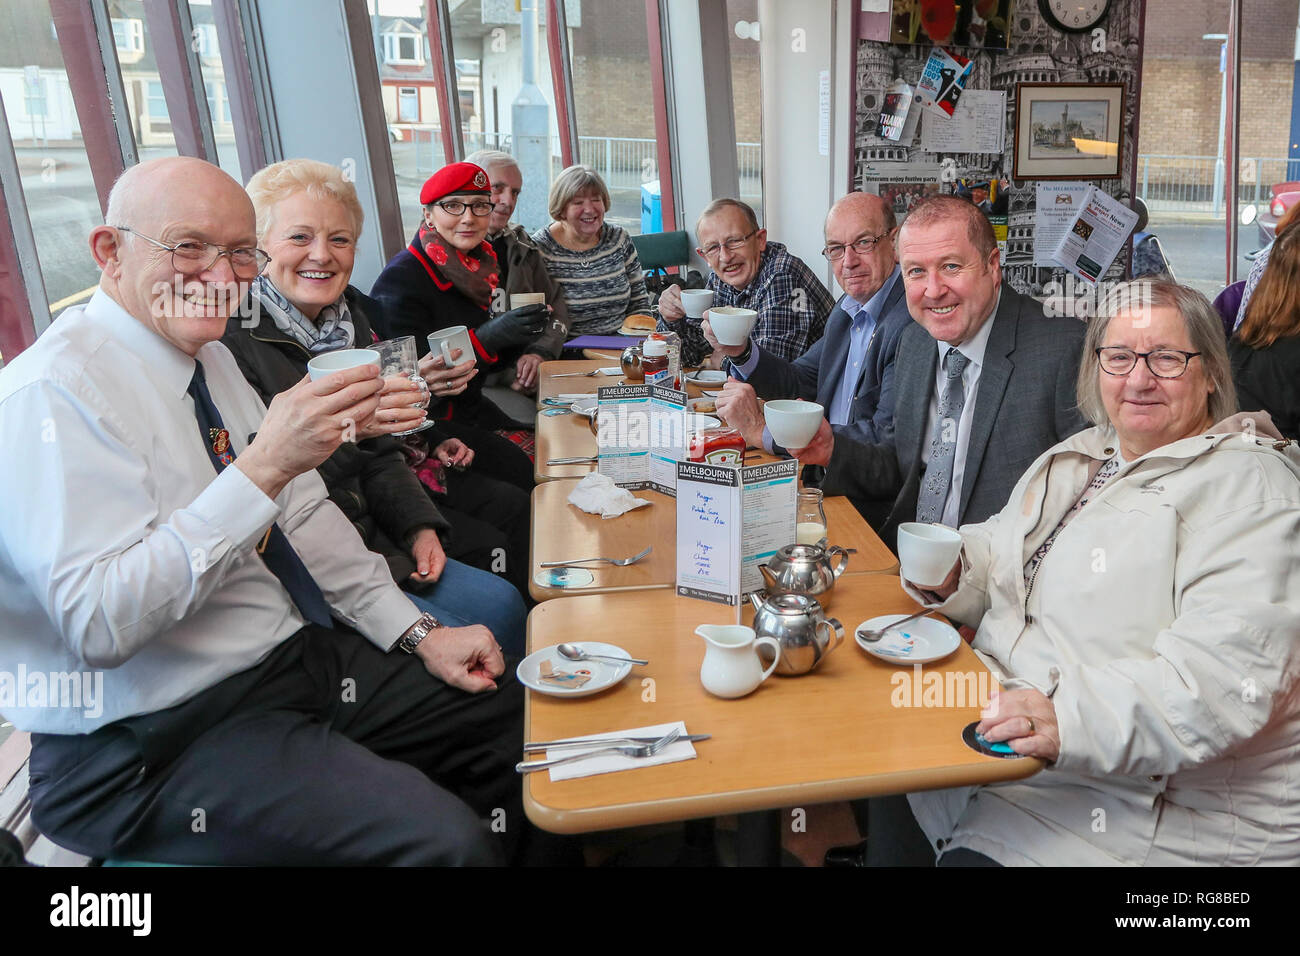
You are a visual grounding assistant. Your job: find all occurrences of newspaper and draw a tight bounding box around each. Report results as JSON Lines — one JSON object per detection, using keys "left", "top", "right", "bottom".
{"left": 1051, "top": 185, "right": 1140, "bottom": 284}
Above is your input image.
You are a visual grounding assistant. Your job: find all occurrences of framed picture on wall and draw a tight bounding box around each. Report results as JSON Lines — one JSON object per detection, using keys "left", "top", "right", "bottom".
{"left": 1013, "top": 83, "right": 1124, "bottom": 180}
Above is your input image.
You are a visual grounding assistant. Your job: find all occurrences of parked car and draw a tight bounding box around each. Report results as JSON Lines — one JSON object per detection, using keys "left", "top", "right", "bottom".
{"left": 1255, "top": 180, "right": 1300, "bottom": 244}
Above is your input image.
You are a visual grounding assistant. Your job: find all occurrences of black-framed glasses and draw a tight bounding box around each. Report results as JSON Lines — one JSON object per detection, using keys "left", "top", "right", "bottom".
{"left": 1096, "top": 347, "right": 1203, "bottom": 379}
{"left": 435, "top": 199, "right": 494, "bottom": 217}
{"left": 697, "top": 228, "right": 759, "bottom": 259}
{"left": 822, "top": 233, "right": 890, "bottom": 261}
{"left": 115, "top": 226, "right": 269, "bottom": 279}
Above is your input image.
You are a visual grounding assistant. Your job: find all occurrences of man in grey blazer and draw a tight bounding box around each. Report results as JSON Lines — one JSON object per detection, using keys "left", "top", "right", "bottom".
{"left": 710, "top": 192, "right": 914, "bottom": 452}
{"left": 790, "top": 195, "right": 1088, "bottom": 547}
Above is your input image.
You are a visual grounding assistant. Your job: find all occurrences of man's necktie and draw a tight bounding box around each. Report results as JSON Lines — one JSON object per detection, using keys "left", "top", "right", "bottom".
{"left": 915, "top": 347, "right": 971, "bottom": 524}
{"left": 187, "top": 361, "right": 333, "bottom": 627}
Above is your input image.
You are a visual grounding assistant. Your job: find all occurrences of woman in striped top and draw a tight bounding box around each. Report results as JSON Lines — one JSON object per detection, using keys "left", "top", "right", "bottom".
{"left": 532, "top": 165, "right": 650, "bottom": 336}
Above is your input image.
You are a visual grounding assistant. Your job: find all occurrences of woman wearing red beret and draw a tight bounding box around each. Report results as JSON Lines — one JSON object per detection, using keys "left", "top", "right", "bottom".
{"left": 371, "top": 162, "right": 547, "bottom": 490}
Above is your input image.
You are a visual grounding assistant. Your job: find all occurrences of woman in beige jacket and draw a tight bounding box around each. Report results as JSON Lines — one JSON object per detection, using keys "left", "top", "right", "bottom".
{"left": 905, "top": 280, "right": 1300, "bottom": 866}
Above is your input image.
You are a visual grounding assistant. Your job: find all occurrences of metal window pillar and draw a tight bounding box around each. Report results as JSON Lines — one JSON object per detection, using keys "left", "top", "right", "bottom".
{"left": 0, "top": 92, "right": 50, "bottom": 359}
{"left": 50, "top": 0, "right": 138, "bottom": 215}
{"left": 1225, "top": 0, "right": 1242, "bottom": 282}
{"left": 212, "top": 0, "right": 272, "bottom": 180}
{"left": 141, "top": 0, "right": 217, "bottom": 161}
{"left": 425, "top": 0, "right": 463, "bottom": 164}
{"left": 645, "top": 0, "right": 678, "bottom": 232}
{"left": 546, "top": 0, "right": 579, "bottom": 167}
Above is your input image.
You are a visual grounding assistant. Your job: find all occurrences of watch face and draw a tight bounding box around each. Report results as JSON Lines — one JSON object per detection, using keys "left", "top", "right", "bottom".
{"left": 1040, "top": 0, "right": 1109, "bottom": 32}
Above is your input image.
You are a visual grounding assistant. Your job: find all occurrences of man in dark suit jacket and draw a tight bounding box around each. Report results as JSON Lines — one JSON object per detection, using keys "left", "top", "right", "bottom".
{"left": 789, "top": 195, "right": 1088, "bottom": 547}
{"left": 710, "top": 192, "right": 914, "bottom": 456}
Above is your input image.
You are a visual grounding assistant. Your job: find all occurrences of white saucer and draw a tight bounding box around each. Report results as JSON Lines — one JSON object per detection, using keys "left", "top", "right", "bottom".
{"left": 686, "top": 371, "right": 727, "bottom": 387}
{"left": 570, "top": 395, "right": 600, "bottom": 418}
{"left": 854, "top": 615, "right": 960, "bottom": 665}
{"left": 517, "top": 642, "right": 634, "bottom": 698}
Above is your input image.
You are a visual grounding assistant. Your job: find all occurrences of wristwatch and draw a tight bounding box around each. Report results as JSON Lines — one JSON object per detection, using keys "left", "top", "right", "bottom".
{"left": 396, "top": 611, "right": 442, "bottom": 654}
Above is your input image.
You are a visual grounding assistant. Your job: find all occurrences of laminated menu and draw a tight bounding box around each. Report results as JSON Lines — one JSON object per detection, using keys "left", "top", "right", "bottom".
{"left": 674, "top": 459, "right": 798, "bottom": 605}
{"left": 596, "top": 384, "right": 687, "bottom": 494}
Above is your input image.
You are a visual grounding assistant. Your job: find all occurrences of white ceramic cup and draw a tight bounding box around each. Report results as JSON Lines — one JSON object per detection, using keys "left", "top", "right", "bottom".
{"left": 707, "top": 306, "right": 758, "bottom": 346}
{"left": 681, "top": 288, "right": 714, "bottom": 318}
{"left": 896, "top": 522, "right": 963, "bottom": 588}
{"left": 510, "top": 292, "right": 546, "bottom": 308}
{"left": 763, "top": 400, "right": 824, "bottom": 449}
{"left": 427, "top": 326, "right": 475, "bottom": 368}
{"left": 306, "top": 348, "right": 381, "bottom": 382}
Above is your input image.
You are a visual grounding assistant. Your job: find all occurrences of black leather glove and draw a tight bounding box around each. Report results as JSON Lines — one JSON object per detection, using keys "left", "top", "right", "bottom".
{"left": 475, "top": 303, "right": 548, "bottom": 355}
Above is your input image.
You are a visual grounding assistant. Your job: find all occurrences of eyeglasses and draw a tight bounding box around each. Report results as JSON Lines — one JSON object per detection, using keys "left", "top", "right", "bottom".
{"left": 822, "top": 233, "right": 890, "bottom": 261}
{"left": 697, "top": 229, "right": 760, "bottom": 259}
{"left": 115, "top": 226, "right": 269, "bottom": 279}
{"left": 1095, "top": 347, "right": 1203, "bottom": 379}
{"left": 435, "top": 199, "right": 494, "bottom": 217}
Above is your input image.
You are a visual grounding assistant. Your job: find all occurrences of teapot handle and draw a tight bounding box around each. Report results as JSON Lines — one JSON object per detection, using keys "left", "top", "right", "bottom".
{"left": 817, "top": 617, "right": 845, "bottom": 657}
{"left": 754, "top": 637, "right": 782, "bottom": 683}
{"left": 828, "top": 546, "right": 850, "bottom": 579}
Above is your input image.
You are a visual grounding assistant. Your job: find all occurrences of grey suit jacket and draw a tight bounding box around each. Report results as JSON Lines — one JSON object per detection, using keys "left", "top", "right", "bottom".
{"left": 822, "top": 286, "right": 1088, "bottom": 545}
{"left": 743, "top": 271, "right": 913, "bottom": 448}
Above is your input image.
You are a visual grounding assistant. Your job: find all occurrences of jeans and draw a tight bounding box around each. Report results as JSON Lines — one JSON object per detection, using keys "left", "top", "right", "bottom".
{"left": 403, "top": 557, "right": 527, "bottom": 656}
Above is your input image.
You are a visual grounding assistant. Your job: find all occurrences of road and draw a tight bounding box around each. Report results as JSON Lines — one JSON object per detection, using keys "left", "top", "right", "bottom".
{"left": 1149, "top": 218, "right": 1262, "bottom": 299}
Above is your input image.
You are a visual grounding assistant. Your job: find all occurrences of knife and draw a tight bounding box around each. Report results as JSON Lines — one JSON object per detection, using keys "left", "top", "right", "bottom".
{"left": 523, "top": 733, "right": 710, "bottom": 753}
{"left": 545, "top": 456, "right": 597, "bottom": 465}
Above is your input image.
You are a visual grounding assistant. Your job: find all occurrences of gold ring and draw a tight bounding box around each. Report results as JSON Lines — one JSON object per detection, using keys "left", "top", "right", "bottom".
{"left": 1027, "top": 717, "right": 1036, "bottom": 733}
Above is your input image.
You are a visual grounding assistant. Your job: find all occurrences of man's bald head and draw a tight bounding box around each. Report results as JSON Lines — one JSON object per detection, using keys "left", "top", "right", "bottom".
{"left": 822, "top": 191, "right": 898, "bottom": 302}
{"left": 93, "top": 157, "right": 260, "bottom": 356}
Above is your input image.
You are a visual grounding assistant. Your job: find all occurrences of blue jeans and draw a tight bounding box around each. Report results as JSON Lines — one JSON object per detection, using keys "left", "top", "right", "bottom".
{"left": 403, "top": 558, "right": 527, "bottom": 656}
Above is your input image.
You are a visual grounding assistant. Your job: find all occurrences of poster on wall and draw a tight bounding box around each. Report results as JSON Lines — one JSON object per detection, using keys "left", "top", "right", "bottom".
{"left": 916, "top": 47, "right": 974, "bottom": 118}
{"left": 889, "top": 0, "right": 1014, "bottom": 49}
{"left": 861, "top": 162, "right": 944, "bottom": 220}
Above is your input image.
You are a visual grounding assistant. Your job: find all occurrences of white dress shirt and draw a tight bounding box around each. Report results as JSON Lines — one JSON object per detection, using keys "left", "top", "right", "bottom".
{"left": 924, "top": 293, "right": 999, "bottom": 528}
{"left": 0, "top": 291, "right": 419, "bottom": 733}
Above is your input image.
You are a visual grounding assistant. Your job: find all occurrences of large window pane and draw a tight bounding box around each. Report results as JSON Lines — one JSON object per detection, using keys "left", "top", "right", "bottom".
{"left": 111, "top": 0, "right": 181, "bottom": 163}
{"left": 727, "top": 0, "right": 762, "bottom": 223}
{"left": 189, "top": 0, "right": 240, "bottom": 180}
{"left": 451, "top": 0, "right": 564, "bottom": 234}
{"left": 1, "top": 0, "right": 107, "bottom": 317}
{"left": 567, "top": 0, "right": 653, "bottom": 235}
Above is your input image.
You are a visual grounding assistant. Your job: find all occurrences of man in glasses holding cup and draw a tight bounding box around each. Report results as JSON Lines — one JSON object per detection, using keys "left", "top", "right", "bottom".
{"left": 656, "top": 198, "right": 835, "bottom": 367}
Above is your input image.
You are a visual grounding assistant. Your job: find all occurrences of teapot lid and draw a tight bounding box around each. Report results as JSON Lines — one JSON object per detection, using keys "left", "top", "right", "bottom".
{"left": 775, "top": 543, "right": 825, "bottom": 560}
{"left": 763, "top": 592, "right": 821, "bottom": 613}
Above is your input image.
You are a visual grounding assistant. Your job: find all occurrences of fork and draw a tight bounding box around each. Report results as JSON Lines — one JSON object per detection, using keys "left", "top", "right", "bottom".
{"left": 515, "top": 728, "right": 681, "bottom": 773}
{"left": 540, "top": 546, "right": 652, "bottom": 568}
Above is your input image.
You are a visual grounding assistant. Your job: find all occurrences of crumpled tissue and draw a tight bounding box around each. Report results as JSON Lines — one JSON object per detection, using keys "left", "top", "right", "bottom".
{"left": 566, "top": 472, "right": 653, "bottom": 519}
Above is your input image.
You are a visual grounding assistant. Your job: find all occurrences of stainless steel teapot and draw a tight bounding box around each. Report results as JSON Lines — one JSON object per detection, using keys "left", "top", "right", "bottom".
{"left": 748, "top": 591, "right": 844, "bottom": 675}
{"left": 757, "top": 543, "right": 850, "bottom": 608}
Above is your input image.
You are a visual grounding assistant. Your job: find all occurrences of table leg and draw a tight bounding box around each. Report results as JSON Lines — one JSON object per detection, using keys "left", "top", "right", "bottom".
{"left": 735, "top": 810, "right": 783, "bottom": 867}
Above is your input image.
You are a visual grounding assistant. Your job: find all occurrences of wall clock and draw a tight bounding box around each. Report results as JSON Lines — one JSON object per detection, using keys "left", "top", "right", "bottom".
{"left": 1038, "top": 0, "right": 1111, "bottom": 33}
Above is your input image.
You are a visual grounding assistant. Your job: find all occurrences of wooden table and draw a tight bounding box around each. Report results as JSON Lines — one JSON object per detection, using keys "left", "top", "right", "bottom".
{"left": 522, "top": 577, "right": 1041, "bottom": 834}
{"left": 537, "top": 359, "right": 620, "bottom": 407}
{"left": 530, "top": 481, "right": 898, "bottom": 601}
{"left": 534, "top": 405, "right": 600, "bottom": 482}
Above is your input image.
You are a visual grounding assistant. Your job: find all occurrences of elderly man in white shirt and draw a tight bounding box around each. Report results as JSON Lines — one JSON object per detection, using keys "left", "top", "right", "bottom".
{"left": 0, "top": 157, "right": 525, "bottom": 866}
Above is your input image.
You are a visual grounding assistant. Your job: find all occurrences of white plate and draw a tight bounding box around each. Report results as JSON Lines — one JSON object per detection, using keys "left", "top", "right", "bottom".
{"left": 854, "top": 615, "right": 960, "bottom": 665}
{"left": 570, "top": 395, "right": 600, "bottom": 417}
{"left": 517, "top": 642, "right": 634, "bottom": 698}
{"left": 686, "top": 370, "right": 728, "bottom": 387}
{"left": 688, "top": 413, "right": 721, "bottom": 432}
{"left": 688, "top": 397, "right": 719, "bottom": 415}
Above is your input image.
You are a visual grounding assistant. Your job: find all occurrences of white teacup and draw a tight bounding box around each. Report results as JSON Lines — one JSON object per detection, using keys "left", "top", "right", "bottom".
{"left": 896, "top": 522, "right": 963, "bottom": 588}
{"left": 427, "top": 326, "right": 475, "bottom": 368}
{"left": 510, "top": 292, "right": 546, "bottom": 308}
{"left": 763, "top": 400, "right": 824, "bottom": 449}
{"left": 681, "top": 288, "right": 714, "bottom": 318}
{"left": 707, "top": 306, "right": 758, "bottom": 346}
{"left": 306, "top": 348, "right": 381, "bottom": 382}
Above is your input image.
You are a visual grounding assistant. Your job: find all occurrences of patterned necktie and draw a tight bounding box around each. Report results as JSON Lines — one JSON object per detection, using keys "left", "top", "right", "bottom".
{"left": 187, "top": 361, "right": 333, "bottom": 628}
{"left": 915, "top": 347, "right": 971, "bottom": 524}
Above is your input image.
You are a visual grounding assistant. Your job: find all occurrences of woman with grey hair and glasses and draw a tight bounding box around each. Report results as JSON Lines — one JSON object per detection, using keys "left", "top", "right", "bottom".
{"left": 887, "top": 280, "right": 1300, "bottom": 866}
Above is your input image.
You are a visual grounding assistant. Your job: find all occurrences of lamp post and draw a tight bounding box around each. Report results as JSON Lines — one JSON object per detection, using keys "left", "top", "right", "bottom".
{"left": 1204, "top": 33, "right": 1228, "bottom": 216}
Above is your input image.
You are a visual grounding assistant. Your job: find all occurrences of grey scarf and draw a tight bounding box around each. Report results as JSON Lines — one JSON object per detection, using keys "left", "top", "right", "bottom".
{"left": 250, "top": 276, "right": 355, "bottom": 354}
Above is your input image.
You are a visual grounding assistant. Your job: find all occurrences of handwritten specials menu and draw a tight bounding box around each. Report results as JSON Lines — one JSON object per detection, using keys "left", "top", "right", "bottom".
{"left": 596, "top": 384, "right": 687, "bottom": 494}
{"left": 675, "top": 459, "right": 798, "bottom": 604}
